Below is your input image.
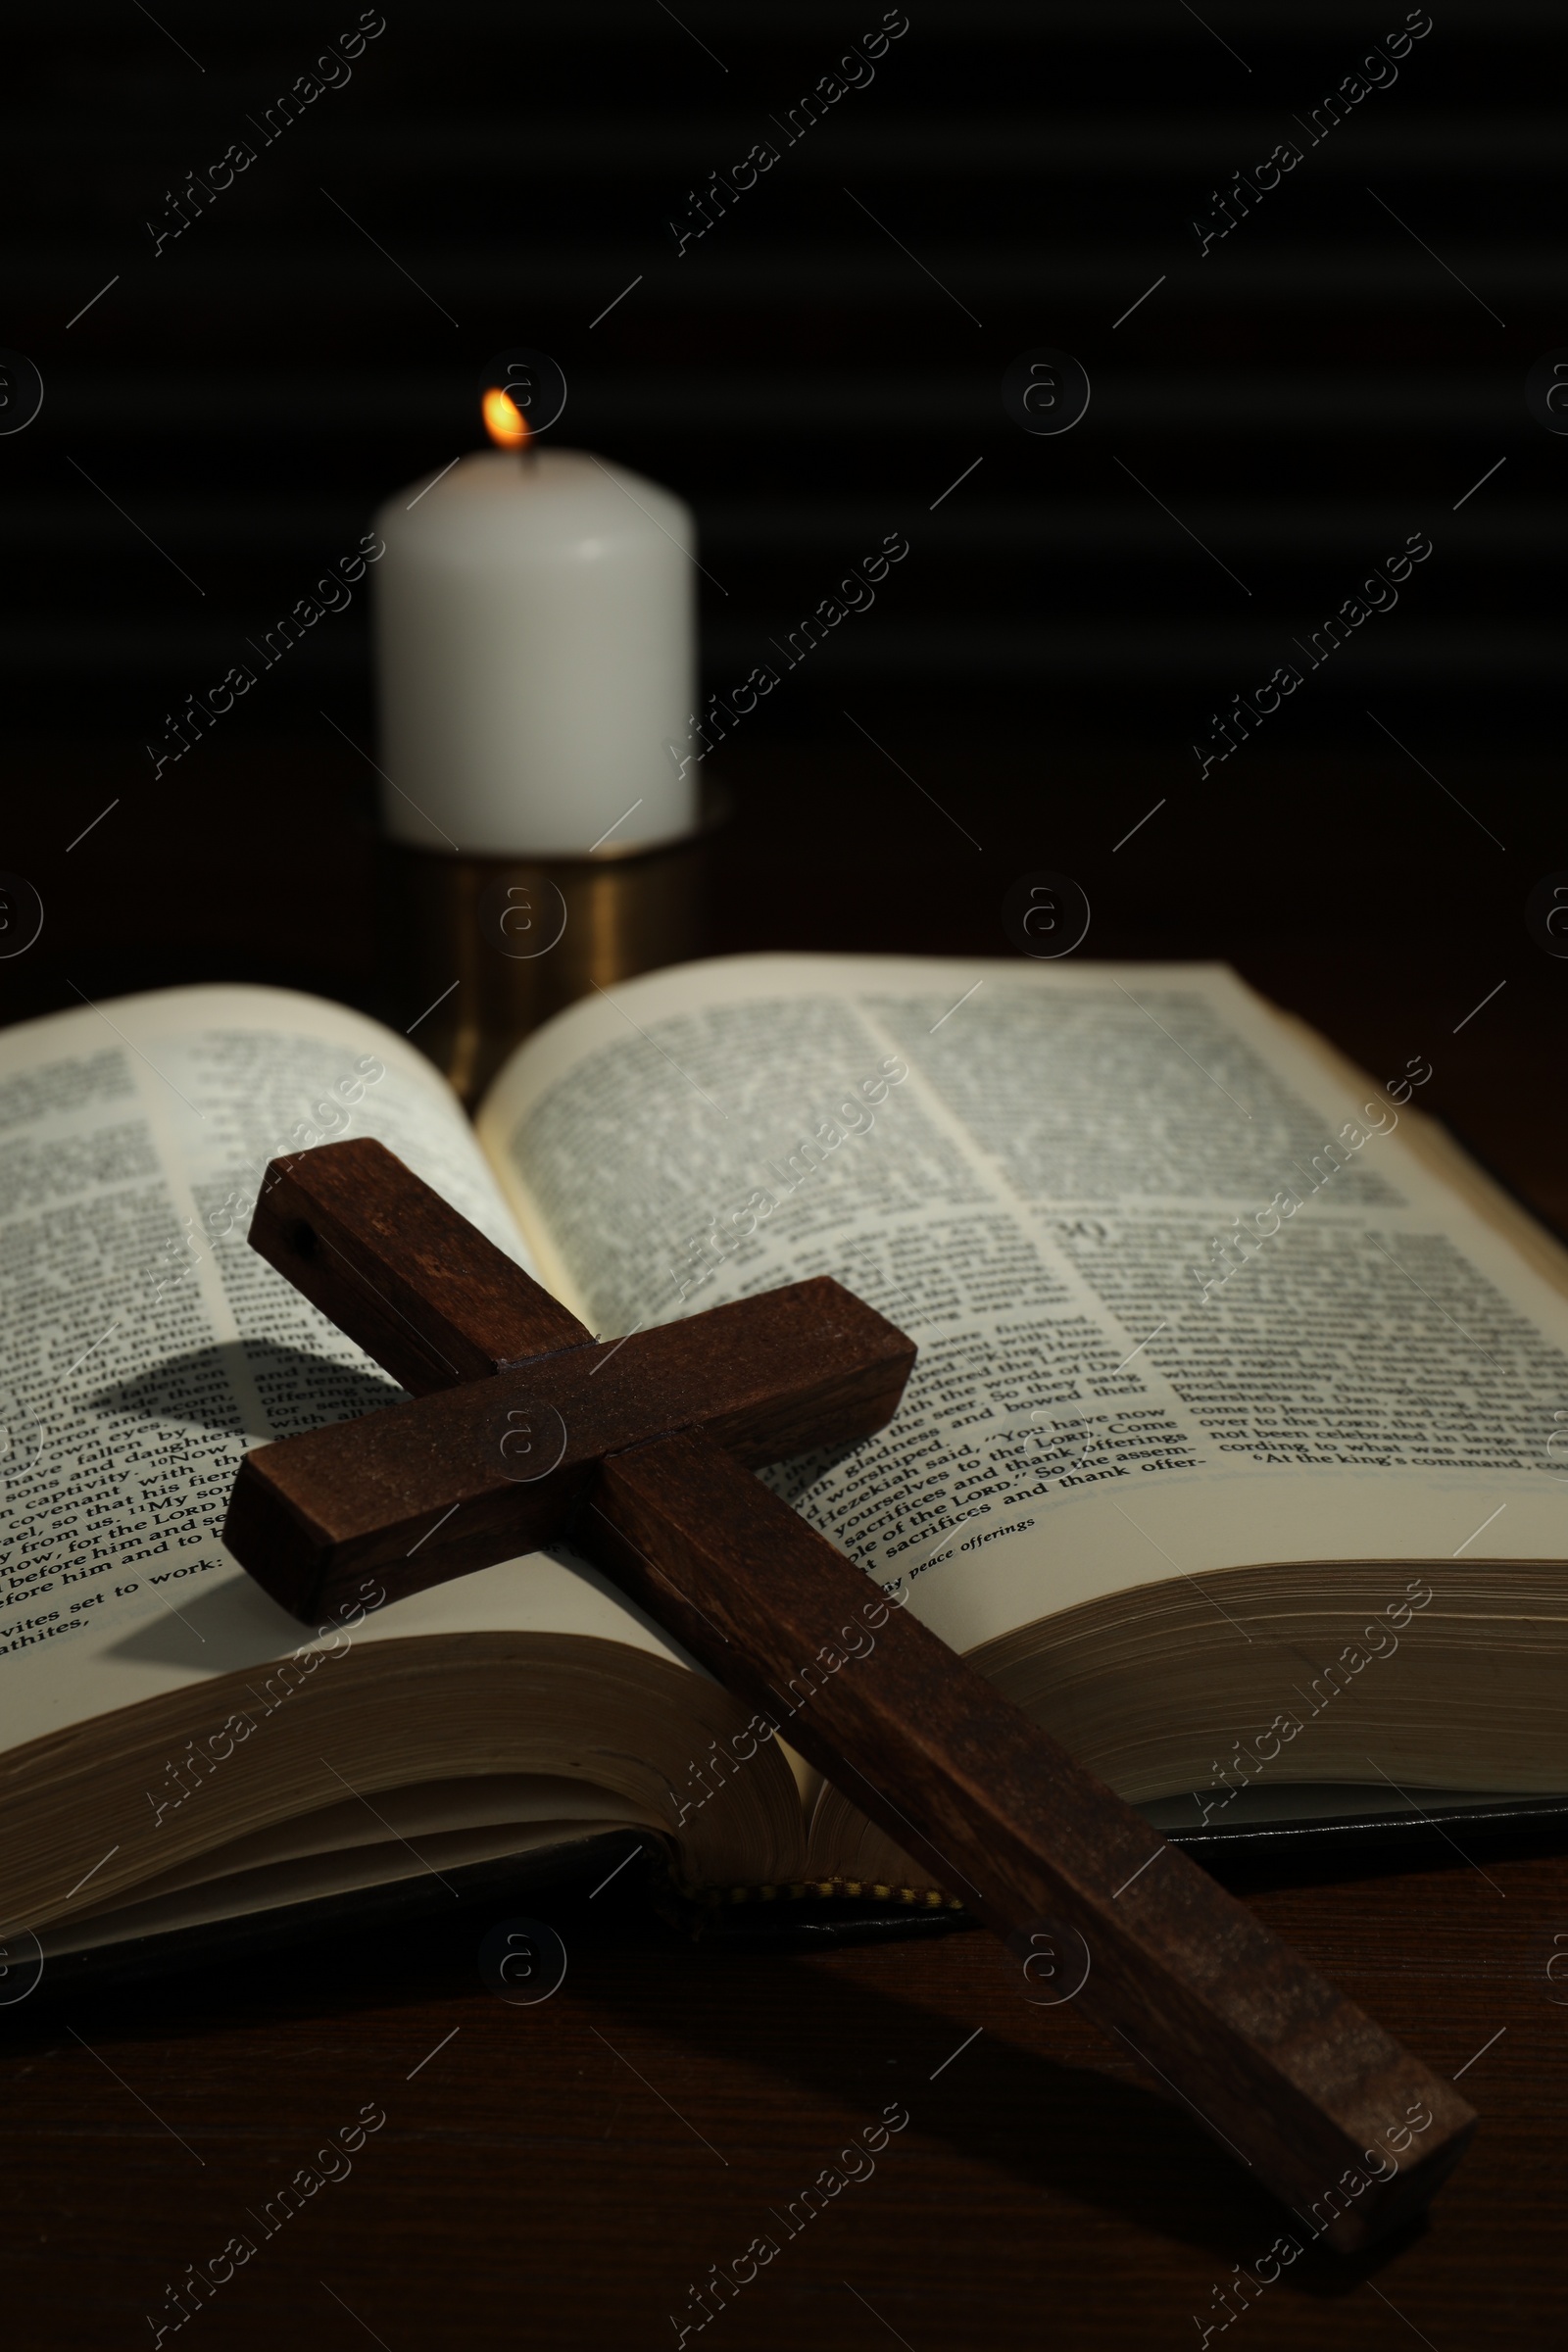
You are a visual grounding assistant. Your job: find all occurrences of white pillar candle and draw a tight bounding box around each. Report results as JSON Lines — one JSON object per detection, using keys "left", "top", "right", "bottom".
{"left": 373, "top": 444, "right": 698, "bottom": 858}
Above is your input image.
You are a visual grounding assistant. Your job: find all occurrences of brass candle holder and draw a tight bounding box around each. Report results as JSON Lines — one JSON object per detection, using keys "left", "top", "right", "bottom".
{"left": 384, "top": 782, "right": 725, "bottom": 1108}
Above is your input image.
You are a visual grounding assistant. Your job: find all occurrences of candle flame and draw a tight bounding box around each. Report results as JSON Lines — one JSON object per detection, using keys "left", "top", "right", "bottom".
{"left": 482, "top": 386, "right": 530, "bottom": 449}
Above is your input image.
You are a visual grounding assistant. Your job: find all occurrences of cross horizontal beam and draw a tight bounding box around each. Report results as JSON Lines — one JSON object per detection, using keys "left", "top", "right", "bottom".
{"left": 227, "top": 1276, "right": 915, "bottom": 1619}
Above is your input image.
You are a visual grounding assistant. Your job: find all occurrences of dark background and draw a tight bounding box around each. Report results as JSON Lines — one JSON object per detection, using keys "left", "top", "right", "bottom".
{"left": 7, "top": 12, "right": 1568, "bottom": 2346}
{"left": 2, "top": 0, "right": 1564, "bottom": 1056}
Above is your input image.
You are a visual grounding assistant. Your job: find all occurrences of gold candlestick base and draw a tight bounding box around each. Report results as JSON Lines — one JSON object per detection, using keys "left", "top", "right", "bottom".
{"left": 385, "top": 786, "right": 724, "bottom": 1108}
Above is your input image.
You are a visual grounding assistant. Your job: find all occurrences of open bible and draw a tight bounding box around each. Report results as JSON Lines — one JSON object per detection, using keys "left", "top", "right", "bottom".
{"left": 4, "top": 953, "right": 1568, "bottom": 1970}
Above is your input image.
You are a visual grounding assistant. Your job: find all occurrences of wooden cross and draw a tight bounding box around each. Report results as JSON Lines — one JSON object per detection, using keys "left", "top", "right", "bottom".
{"left": 223, "top": 1138, "right": 1473, "bottom": 2249}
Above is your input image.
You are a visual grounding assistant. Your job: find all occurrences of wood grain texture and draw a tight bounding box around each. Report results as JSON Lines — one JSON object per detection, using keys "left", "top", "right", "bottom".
{"left": 222, "top": 1139, "right": 1474, "bottom": 2248}
{"left": 583, "top": 1432, "right": 1473, "bottom": 2251}
{"left": 0, "top": 1848, "right": 1555, "bottom": 2352}
{"left": 231, "top": 1142, "right": 913, "bottom": 1617}
{"left": 247, "top": 1134, "right": 593, "bottom": 1389}
{"left": 226, "top": 1283, "right": 915, "bottom": 1617}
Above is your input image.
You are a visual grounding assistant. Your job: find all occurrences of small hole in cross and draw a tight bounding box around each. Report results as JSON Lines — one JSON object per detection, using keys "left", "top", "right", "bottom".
{"left": 289, "top": 1220, "right": 318, "bottom": 1260}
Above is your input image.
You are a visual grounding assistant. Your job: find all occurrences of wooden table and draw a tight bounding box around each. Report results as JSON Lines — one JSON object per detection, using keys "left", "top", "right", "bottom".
{"left": 1, "top": 1846, "right": 1559, "bottom": 2348}
{"left": 3, "top": 733, "right": 1563, "bottom": 2345}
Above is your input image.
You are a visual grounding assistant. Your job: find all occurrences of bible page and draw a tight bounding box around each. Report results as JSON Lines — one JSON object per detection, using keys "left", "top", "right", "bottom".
{"left": 478, "top": 952, "right": 1568, "bottom": 1662}
{"left": 0, "top": 983, "right": 692, "bottom": 1771}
